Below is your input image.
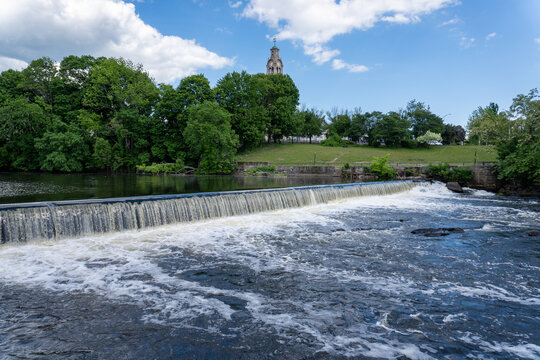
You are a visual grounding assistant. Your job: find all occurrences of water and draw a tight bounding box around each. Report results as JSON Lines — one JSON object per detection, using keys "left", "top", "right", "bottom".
{"left": 0, "top": 183, "right": 539, "bottom": 359}
{"left": 0, "top": 181, "right": 415, "bottom": 244}
{"left": 0, "top": 173, "right": 349, "bottom": 204}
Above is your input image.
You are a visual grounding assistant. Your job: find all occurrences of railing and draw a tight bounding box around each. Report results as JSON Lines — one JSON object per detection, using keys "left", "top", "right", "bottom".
{"left": 238, "top": 161, "right": 497, "bottom": 167}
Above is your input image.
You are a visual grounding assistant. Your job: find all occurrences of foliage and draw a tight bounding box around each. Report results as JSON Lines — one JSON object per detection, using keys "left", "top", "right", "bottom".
{"left": 136, "top": 162, "right": 185, "bottom": 174}
{"left": 246, "top": 165, "right": 276, "bottom": 174}
{"left": 296, "top": 107, "right": 324, "bottom": 143}
{"left": 369, "top": 111, "right": 411, "bottom": 147}
{"left": 427, "top": 163, "right": 473, "bottom": 181}
{"left": 495, "top": 89, "right": 540, "bottom": 185}
{"left": 406, "top": 100, "right": 444, "bottom": 138}
{"left": 416, "top": 130, "right": 443, "bottom": 146}
{"left": 183, "top": 101, "right": 239, "bottom": 174}
{"left": 368, "top": 154, "right": 397, "bottom": 180}
{"left": 467, "top": 103, "right": 510, "bottom": 145}
{"left": 442, "top": 124, "right": 466, "bottom": 145}
{"left": 321, "top": 134, "right": 345, "bottom": 147}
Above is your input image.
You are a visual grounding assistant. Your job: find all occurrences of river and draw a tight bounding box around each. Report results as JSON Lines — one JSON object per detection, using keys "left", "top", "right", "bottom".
{"left": 0, "top": 182, "right": 538, "bottom": 359}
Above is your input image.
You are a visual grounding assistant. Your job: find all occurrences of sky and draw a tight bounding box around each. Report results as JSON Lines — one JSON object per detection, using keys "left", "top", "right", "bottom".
{"left": 0, "top": 0, "right": 539, "bottom": 127}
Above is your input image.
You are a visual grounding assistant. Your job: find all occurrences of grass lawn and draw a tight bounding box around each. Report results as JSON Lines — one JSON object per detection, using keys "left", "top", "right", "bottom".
{"left": 237, "top": 144, "right": 497, "bottom": 166}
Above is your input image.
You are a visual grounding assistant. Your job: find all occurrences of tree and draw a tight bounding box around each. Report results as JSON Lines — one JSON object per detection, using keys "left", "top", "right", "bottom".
{"left": 496, "top": 89, "right": 540, "bottom": 185}
{"left": 183, "top": 101, "right": 239, "bottom": 174}
{"left": 406, "top": 100, "right": 444, "bottom": 138}
{"left": 215, "top": 71, "right": 267, "bottom": 149}
{"left": 369, "top": 111, "right": 411, "bottom": 147}
{"left": 252, "top": 74, "right": 299, "bottom": 142}
{"left": 0, "top": 97, "right": 49, "bottom": 170}
{"left": 441, "top": 124, "right": 466, "bottom": 145}
{"left": 35, "top": 124, "right": 90, "bottom": 172}
{"left": 297, "top": 108, "right": 324, "bottom": 143}
{"left": 467, "top": 103, "right": 510, "bottom": 145}
{"left": 416, "top": 130, "right": 443, "bottom": 146}
{"left": 328, "top": 112, "right": 351, "bottom": 138}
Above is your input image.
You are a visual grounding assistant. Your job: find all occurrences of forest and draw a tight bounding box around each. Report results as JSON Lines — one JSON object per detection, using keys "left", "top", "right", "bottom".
{"left": 0, "top": 56, "right": 537, "bottom": 185}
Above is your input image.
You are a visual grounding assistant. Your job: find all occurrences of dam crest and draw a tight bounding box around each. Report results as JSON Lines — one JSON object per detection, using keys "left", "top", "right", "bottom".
{"left": 0, "top": 181, "right": 417, "bottom": 244}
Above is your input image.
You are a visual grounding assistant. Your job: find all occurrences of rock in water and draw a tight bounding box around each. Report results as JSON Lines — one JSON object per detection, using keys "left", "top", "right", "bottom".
{"left": 411, "top": 227, "right": 465, "bottom": 237}
{"left": 526, "top": 230, "right": 539, "bottom": 236}
{"left": 446, "top": 182, "right": 463, "bottom": 193}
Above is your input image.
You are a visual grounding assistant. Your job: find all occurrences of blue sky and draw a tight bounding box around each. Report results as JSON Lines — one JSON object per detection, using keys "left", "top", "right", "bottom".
{"left": 1, "top": 0, "right": 539, "bottom": 127}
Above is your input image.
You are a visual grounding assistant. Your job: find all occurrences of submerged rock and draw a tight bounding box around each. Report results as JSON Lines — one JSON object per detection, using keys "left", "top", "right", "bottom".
{"left": 411, "top": 228, "right": 464, "bottom": 237}
{"left": 446, "top": 182, "right": 463, "bottom": 193}
{"left": 526, "top": 230, "right": 539, "bottom": 237}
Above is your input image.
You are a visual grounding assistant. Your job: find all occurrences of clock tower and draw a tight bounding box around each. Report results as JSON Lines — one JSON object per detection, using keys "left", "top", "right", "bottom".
{"left": 266, "top": 38, "right": 283, "bottom": 75}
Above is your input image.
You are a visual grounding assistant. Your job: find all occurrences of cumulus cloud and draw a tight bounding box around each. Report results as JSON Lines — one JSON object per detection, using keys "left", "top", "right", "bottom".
{"left": 332, "top": 59, "right": 368, "bottom": 73}
{"left": 485, "top": 32, "right": 496, "bottom": 41}
{"left": 240, "top": 0, "right": 456, "bottom": 68}
{"left": 0, "top": 56, "right": 28, "bottom": 72}
{"left": 0, "top": 0, "right": 233, "bottom": 82}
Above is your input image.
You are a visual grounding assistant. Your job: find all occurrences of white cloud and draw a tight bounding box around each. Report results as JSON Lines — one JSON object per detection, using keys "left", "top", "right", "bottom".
{"left": 0, "top": 0, "right": 233, "bottom": 82}
{"left": 241, "top": 0, "right": 457, "bottom": 66}
{"left": 485, "top": 32, "right": 496, "bottom": 41}
{"left": 438, "top": 16, "right": 459, "bottom": 27}
{"left": 228, "top": 0, "right": 243, "bottom": 8}
{"left": 460, "top": 36, "right": 475, "bottom": 48}
{"left": 332, "top": 59, "right": 368, "bottom": 73}
{"left": 536, "top": 38, "right": 540, "bottom": 45}
{"left": 0, "top": 56, "right": 28, "bottom": 73}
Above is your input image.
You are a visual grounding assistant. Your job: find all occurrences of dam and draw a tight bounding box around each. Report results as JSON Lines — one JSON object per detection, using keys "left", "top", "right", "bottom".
{"left": 0, "top": 181, "right": 538, "bottom": 359}
{"left": 0, "top": 181, "right": 416, "bottom": 244}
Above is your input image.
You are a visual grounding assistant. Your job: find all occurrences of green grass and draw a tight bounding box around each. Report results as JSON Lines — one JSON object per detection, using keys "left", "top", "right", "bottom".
{"left": 237, "top": 144, "right": 497, "bottom": 166}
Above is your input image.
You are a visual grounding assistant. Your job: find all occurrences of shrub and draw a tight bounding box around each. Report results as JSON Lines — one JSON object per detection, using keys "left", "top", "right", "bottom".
{"left": 369, "top": 154, "right": 397, "bottom": 180}
{"left": 405, "top": 168, "right": 416, "bottom": 177}
{"left": 246, "top": 165, "right": 276, "bottom": 175}
{"left": 136, "top": 162, "right": 184, "bottom": 174}
{"left": 343, "top": 162, "right": 350, "bottom": 169}
{"left": 321, "top": 134, "right": 345, "bottom": 147}
{"left": 427, "top": 163, "right": 472, "bottom": 181}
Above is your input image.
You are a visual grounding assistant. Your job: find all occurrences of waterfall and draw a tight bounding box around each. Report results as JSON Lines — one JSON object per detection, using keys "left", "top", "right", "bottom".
{"left": 0, "top": 181, "right": 418, "bottom": 244}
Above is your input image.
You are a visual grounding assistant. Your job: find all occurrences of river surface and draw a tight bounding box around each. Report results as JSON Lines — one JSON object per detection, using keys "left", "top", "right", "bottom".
{"left": 0, "top": 183, "right": 539, "bottom": 359}
{"left": 0, "top": 173, "right": 349, "bottom": 204}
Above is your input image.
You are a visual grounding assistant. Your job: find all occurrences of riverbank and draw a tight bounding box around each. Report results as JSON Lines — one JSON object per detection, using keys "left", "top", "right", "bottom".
{"left": 237, "top": 162, "right": 539, "bottom": 196}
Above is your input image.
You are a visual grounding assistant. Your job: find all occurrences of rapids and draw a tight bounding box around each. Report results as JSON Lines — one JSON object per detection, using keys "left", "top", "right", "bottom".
{"left": 0, "top": 182, "right": 538, "bottom": 359}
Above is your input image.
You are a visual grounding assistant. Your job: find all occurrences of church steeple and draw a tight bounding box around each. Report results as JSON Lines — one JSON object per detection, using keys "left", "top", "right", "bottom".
{"left": 266, "top": 38, "right": 283, "bottom": 75}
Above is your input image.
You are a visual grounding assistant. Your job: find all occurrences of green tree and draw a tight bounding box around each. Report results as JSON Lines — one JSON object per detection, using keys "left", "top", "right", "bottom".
{"left": 252, "top": 74, "right": 299, "bottom": 142}
{"left": 441, "top": 124, "right": 466, "bottom": 145}
{"left": 0, "top": 97, "right": 49, "bottom": 170}
{"left": 370, "top": 111, "right": 411, "bottom": 147}
{"left": 467, "top": 103, "right": 510, "bottom": 145}
{"left": 496, "top": 89, "right": 540, "bottom": 185}
{"left": 297, "top": 108, "right": 324, "bottom": 143}
{"left": 406, "top": 100, "right": 444, "bottom": 138}
{"left": 35, "top": 124, "right": 90, "bottom": 172}
{"left": 215, "top": 71, "right": 267, "bottom": 149}
{"left": 183, "top": 101, "right": 239, "bottom": 174}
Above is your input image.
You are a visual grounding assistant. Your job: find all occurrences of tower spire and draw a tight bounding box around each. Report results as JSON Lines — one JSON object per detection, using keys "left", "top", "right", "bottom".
{"left": 266, "top": 39, "right": 283, "bottom": 75}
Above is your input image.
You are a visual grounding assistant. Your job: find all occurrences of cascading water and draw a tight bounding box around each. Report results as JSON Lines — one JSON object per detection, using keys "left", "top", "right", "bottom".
{"left": 0, "top": 181, "right": 416, "bottom": 244}
{"left": 0, "top": 181, "right": 538, "bottom": 359}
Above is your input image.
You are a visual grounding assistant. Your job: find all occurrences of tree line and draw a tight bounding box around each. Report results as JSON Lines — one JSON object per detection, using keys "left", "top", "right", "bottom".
{"left": 0, "top": 56, "right": 301, "bottom": 173}
{"left": 0, "top": 55, "right": 537, "bottom": 185}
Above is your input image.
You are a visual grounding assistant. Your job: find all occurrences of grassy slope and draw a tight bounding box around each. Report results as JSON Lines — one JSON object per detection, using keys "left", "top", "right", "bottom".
{"left": 237, "top": 144, "right": 497, "bottom": 166}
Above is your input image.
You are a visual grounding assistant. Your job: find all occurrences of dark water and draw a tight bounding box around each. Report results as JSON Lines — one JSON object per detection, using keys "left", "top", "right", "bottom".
{"left": 0, "top": 173, "right": 348, "bottom": 204}
{"left": 0, "top": 183, "right": 539, "bottom": 359}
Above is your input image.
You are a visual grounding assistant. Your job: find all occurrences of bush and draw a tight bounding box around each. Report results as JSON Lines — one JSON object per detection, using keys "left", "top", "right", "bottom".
{"left": 405, "top": 168, "right": 417, "bottom": 176}
{"left": 343, "top": 162, "right": 350, "bottom": 169}
{"left": 369, "top": 154, "right": 397, "bottom": 180}
{"left": 136, "top": 162, "right": 184, "bottom": 174}
{"left": 321, "top": 134, "right": 345, "bottom": 147}
{"left": 427, "top": 163, "right": 472, "bottom": 181}
{"left": 246, "top": 165, "right": 276, "bottom": 175}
